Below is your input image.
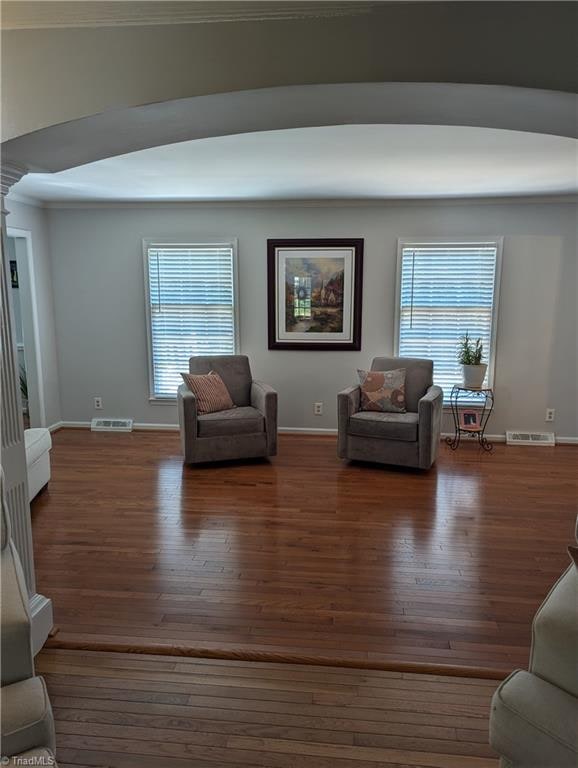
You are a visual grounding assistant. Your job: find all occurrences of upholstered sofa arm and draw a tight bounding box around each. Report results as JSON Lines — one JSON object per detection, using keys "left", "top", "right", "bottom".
{"left": 337, "top": 386, "right": 361, "bottom": 457}
{"left": 530, "top": 564, "right": 578, "bottom": 698}
{"left": 177, "top": 384, "right": 198, "bottom": 463}
{"left": 251, "top": 381, "right": 278, "bottom": 456}
{"left": 1, "top": 541, "right": 35, "bottom": 687}
{"left": 418, "top": 385, "right": 444, "bottom": 469}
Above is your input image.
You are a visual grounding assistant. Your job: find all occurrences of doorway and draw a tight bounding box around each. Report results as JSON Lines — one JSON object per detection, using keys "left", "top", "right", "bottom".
{"left": 6, "top": 229, "right": 46, "bottom": 428}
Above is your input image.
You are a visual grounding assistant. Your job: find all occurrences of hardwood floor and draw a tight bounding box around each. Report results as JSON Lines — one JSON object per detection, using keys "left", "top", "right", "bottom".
{"left": 38, "top": 648, "right": 499, "bottom": 767}
{"left": 33, "top": 430, "right": 577, "bottom": 674}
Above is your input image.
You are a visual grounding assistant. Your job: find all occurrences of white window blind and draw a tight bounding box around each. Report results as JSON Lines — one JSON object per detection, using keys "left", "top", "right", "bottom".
{"left": 145, "top": 243, "right": 237, "bottom": 398}
{"left": 397, "top": 242, "right": 500, "bottom": 399}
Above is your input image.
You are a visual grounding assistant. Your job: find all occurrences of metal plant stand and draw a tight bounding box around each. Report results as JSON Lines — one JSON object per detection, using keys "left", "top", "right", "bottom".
{"left": 446, "top": 385, "right": 495, "bottom": 452}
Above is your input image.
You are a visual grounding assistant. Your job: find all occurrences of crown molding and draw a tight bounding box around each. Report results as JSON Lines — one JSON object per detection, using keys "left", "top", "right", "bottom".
{"left": 1, "top": 1, "right": 374, "bottom": 31}
{"left": 41, "top": 193, "right": 578, "bottom": 210}
{"left": 1, "top": 162, "right": 28, "bottom": 198}
{"left": 5, "top": 191, "right": 44, "bottom": 208}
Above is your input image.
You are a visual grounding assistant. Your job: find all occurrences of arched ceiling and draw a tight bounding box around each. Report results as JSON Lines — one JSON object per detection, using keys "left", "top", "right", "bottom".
{"left": 3, "top": 83, "right": 576, "bottom": 183}
{"left": 11, "top": 124, "right": 577, "bottom": 203}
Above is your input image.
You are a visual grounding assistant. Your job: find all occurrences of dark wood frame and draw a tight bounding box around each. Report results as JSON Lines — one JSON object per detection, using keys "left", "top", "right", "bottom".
{"left": 267, "top": 238, "right": 363, "bottom": 351}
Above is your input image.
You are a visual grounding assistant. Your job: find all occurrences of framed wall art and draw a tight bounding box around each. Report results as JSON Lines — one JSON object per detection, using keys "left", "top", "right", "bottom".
{"left": 267, "top": 238, "right": 363, "bottom": 350}
{"left": 10, "top": 260, "right": 18, "bottom": 288}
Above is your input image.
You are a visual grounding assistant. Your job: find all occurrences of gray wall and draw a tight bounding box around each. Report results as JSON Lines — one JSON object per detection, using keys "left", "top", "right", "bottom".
{"left": 3, "top": 3, "right": 576, "bottom": 140}
{"left": 6, "top": 199, "right": 61, "bottom": 427}
{"left": 46, "top": 199, "right": 577, "bottom": 437}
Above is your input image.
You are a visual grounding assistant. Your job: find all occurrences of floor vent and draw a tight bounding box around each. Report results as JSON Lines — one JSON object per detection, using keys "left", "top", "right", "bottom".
{"left": 91, "top": 418, "right": 133, "bottom": 432}
{"left": 506, "top": 431, "right": 555, "bottom": 446}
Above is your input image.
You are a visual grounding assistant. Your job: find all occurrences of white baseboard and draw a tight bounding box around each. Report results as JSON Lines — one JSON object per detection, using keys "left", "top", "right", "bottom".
{"left": 279, "top": 427, "right": 338, "bottom": 435}
{"left": 49, "top": 420, "right": 88, "bottom": 430}
{"left": 51, "top": 421, "right": 337, "bottom": 435}
{"left": 442, "top": 432, "right": 577, "bottom": 446}
{"left": 47, "top": 423, "right": 578, "bottom": 444}
{"left": 50, "top": 420, "right": 180, "bottom": 432}
{"left": 441, "top": 431, "right": 506, "bottom": 443}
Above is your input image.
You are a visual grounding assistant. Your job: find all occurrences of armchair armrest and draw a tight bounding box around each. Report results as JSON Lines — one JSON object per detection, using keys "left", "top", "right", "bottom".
{"left": 338, "top": 385, "right": 360, "bottom": 417}
{"left": 418, "top": 385, "right": 444, "bottom": 469}
{"left": 337, "top": 385, "right": 360, "bottom": 457}
{"left": 251, "top": 381, "right": 277, "bottom": 456}
{"left": 177, "top": 384, "right": 198, "bottom": 463}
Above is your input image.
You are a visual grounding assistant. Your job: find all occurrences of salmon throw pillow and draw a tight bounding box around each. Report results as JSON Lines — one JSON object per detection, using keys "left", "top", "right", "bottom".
{"left": 357, "top": 368, "right": 406, "bottom": 413}
{"left": 180, "top": 371, "right": 235, "bottom": 414}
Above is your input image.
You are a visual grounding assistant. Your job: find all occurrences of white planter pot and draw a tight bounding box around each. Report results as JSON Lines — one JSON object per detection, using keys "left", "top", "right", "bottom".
{"left": 462, "top": 364, "right": 487, "bottom": 389}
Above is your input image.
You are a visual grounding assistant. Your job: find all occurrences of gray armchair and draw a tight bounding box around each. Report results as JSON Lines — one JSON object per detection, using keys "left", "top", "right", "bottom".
{"left": 337, "top": 356, "right": 443, "bottom": 469}
{"left": 177, "top": 355, "right": 277, "bottom": 464}
{"left": 1, "top": 471, "right": 57, "bottom": 764}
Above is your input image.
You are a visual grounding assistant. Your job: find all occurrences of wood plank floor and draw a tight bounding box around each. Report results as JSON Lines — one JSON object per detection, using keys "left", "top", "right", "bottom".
{"left": 33, "top": 430, "right": 577, "bottom": 673}
{"left": 38, "top": 648, "right": 499, "bottom": 768}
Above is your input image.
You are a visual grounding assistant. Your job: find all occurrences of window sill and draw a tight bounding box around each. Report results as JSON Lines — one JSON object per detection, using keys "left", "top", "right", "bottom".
{"left": 149, "top": 397, "right": 177, "bottom": 405}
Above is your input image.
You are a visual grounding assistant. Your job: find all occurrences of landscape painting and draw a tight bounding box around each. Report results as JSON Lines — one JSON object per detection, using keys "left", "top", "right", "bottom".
{"left": 284, "top": 256, "right": 345, "bottom": 334}
{"left": 267, "top": 238, "right": 364, "bottom": 350}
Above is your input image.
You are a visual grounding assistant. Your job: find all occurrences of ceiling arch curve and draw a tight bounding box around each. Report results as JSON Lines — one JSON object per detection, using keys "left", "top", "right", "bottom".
{"left": 2, "top": 82, "right": 576, "bottom": 191}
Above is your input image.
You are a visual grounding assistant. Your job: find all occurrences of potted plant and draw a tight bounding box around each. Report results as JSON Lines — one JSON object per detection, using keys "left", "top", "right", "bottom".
{"left": 457, "top": 332, "right": 487, "bottom": 388}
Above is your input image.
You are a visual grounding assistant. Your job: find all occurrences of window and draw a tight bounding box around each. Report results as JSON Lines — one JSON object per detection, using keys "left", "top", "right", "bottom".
{"left": 396, "top": 240, "right": 502, "bottom": 399}
{"left": 293, "top": 276, "right": 312, "bottom": 318}
{"left": 144, "top": 241, "right": 238, "bottom": 399}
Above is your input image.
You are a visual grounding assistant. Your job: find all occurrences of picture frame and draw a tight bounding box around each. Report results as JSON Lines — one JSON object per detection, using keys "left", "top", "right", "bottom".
{"left": 10, "top": 260, "right": 18, "bottom": 289}
{"left": 267, "top": 238, "right": 364, "bottom": 350}
{"left": 459, "top": 409, "right": 481, "bottom": 430}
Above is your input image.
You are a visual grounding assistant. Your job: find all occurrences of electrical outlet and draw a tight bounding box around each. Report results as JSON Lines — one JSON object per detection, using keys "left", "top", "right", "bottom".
{"left": 545, "top": 408, "right": 555, "bottom": 422}
{"left": 314, "top": 402, "right": 323, "bottom": 415}
{"left": 94, "top": 397, "right": 103, "bottom": 410}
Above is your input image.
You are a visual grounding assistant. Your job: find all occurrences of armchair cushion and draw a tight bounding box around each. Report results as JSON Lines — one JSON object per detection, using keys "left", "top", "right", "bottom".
{"left": 181, "top": 371, "right": 234, "bottom": 414}
{"left": 371, "top": 357, "right": 433, "bottom": 412}
{"left": 1, "top": 676, "right": 56, "bottom": 757}
{"left": 189, "top": 355, "right": 252, "bottom": 407}
{"left": 349, "top": 411, "right": 419, "bottom": 442}
{"left": 197, "top": 406, "right": 264, "bottom": 438}
{"left": 357, "top": 368, "right": 406, "bottom": 413}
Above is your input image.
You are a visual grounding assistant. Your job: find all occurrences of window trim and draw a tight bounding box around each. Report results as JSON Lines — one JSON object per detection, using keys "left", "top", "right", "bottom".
{"left": 394, "top": 237, "right": 503, "bottom": 401}
{"left": 143, "top": 238, "right": 240, "bottom": 402}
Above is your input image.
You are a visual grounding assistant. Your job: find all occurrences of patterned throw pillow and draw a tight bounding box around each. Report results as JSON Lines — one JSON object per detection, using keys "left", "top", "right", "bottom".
{"left": 180, "top": 371, "right": 235, "bottom": 414}
{"left": 357, "top": 368, "right": 406, "bottom": 413}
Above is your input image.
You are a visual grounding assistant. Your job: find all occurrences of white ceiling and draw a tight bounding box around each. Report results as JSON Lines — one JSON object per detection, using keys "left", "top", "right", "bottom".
{"left": 11, "top": 125, "right": 578, "bottom": 203}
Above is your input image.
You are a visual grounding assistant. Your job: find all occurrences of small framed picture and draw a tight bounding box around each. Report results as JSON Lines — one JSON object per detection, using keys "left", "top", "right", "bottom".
{"left": 10, "top": 260, "right": 18, "bottom": 288}
{"left": 460, "top": 410, "right": 481, "bottom": 429}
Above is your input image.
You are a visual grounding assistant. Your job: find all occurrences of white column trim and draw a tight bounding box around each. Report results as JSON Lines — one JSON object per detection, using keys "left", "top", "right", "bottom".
{"left": 2, "top": 185, "right": 53, "bottom": 653}
{"left": 30, "top": 593, "right": 54, "bottom": 655}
